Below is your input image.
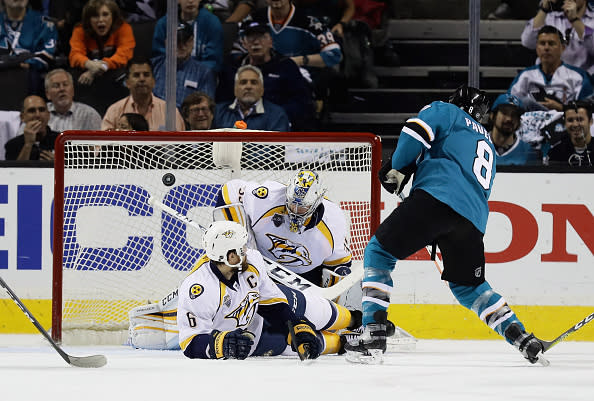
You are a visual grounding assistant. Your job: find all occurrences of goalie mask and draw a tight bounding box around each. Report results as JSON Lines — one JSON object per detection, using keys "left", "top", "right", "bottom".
{"left": 202, "top": 221, "right": 248, "bottom": 268}
{"left": 285, "top": 170, "right": 326, "bottom": 233}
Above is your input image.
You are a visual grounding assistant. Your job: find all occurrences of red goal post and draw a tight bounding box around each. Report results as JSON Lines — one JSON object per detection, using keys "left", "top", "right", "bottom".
{"left": 52, "top": 130, "right": 382, "bottom": 344}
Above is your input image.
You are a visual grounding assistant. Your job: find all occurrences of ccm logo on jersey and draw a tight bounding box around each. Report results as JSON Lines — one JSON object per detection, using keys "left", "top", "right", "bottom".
{"left": 189, "top": 284, "right": 204, "bottom": 299}
{"left": 252, "top": 186, "right": 268, "bottom": 199}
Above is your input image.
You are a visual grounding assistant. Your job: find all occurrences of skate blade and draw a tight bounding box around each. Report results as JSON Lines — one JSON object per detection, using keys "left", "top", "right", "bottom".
{"left": 345, "top": 349, "right": 383, "bottom": 365}
{"left": 536, "top": 354, "right": 550, "bottom": 367}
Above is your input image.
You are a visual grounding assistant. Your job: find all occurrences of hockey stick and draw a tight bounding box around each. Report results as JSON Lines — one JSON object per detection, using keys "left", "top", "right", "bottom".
{"left": 541, "top": 312, "right": 594, "bottom": 353}
{"left": 148, "top": 197, "right": 363, "bottom": 300}
{"left": 0, "top": 276, "right": 107, "bottom": 368}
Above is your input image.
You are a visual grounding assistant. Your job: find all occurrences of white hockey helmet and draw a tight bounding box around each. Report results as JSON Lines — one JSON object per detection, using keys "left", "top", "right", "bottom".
{"left": 202, "top": 221, "right": 248, "bottom": 268}
{"left": 285, "top": 170, "right": 326, "bottom": 233}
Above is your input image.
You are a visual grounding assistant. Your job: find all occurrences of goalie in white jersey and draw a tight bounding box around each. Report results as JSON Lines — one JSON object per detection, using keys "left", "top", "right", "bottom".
{"left": 177, "top": 221, "right": 356, "bottom": 359}
{"left": 215, "top": 170, "right": 352, "bottom": 286}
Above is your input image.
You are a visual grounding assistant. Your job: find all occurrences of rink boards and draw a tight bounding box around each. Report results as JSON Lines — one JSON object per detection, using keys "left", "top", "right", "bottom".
{"left": 0, "top": 168, "right": 592, "bottom": 340}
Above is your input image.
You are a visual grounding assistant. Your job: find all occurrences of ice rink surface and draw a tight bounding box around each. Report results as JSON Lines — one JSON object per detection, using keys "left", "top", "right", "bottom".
{"left": 1, "top": 335, "right": 592, "bottom": 401}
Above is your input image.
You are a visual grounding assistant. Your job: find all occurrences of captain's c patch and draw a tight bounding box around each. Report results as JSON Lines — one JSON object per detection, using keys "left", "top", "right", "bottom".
{"left": 253, "top": 186, "right": 268, "bottom": 199}
{"left": 189, "top": 284, "right": 204, "bottom": 299}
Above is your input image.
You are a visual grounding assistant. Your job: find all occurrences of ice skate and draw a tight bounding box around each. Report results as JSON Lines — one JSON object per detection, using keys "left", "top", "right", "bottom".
{"left": 343, "top": 311, "right": 389, "bottom": 364}
{"left": 505, "top": 323, "right": 549, "bottom": 366}
{"left": 339, "top": 318, "right": 396, "bottom": 354}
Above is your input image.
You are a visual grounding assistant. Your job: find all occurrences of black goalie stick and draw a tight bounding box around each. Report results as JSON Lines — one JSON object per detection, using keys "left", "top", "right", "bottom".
{"left": 0, "top": 276, "right": 107, "bottom": 368}
{"left": 541, "top": 312, "right": 594, "bottom": 353}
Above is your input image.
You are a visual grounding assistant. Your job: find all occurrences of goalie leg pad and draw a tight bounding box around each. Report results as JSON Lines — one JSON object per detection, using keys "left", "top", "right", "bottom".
{"left": 321, "top": 331, "right": 341, "bottom": 354}
{"left": 128, "top": 303, "right": 180, "bottom": 350}
{"left": 128, "top": 312, "right": 180, "bottom": 350}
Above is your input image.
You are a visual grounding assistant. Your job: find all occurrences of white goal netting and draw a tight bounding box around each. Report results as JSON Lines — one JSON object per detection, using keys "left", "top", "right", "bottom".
{"left": 52, "top": 131, "right": 381, "bottom": 344}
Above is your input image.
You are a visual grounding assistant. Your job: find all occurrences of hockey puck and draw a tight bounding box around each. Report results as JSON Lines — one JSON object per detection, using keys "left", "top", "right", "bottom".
{"left": 162, "top": 173, "right": 176, "bottom": 186}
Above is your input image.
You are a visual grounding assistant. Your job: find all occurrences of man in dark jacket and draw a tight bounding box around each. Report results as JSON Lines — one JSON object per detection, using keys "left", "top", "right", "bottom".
{"left": 214, "top": 64, "right": 290, "bottom": 132}
{"left": 217, "top": 20, "right": 315, "bottom": 130}
{"left": 5, "top": 95, "right": 58, "bottom": 161}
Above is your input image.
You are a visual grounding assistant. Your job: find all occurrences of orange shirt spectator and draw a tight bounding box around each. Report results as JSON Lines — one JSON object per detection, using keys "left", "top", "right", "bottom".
{"left": 68, "top": 0, "right": 135, "bottom": 115}
{"left": 69, "top": 21, "right": 135, "bottom": 71}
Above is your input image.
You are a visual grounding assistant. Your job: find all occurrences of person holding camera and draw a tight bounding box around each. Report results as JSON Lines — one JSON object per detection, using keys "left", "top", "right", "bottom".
{"left": 510, "top": 25, "right": 593, "bottom": 111}
{"left": 521, "top": 0, "right": 594, "bottom": 75}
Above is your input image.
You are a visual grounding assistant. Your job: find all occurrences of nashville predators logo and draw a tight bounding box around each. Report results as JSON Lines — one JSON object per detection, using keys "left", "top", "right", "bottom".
{"left": 221, "top": 230, "right": 234, "bottom": 238}
{"left": 189, "top": 284, "right": 203, "bottom": 299}
{"left": 226, "top": 292, "right": 260, "bottom": 327}
{"left": 252, "top": 186, "right": 268, "bottom": 199}
{"left": 266, "top": 233, "right": 312, "bottom": 267}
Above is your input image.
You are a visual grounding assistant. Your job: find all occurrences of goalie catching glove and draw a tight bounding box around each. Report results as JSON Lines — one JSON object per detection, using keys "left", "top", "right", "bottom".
{"left": 378, "top": 160, "right": 416, "bottom": 195}
{"left": 209, "top": 329, "right": 255, "bottom": 360}
{"left": 287, "top": 318, "right": 322, "bottom": 360}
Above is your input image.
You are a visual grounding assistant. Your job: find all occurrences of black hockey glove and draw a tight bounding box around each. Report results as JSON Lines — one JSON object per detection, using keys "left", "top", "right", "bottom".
{"left": 209, "top": 329, "right": 254, "bottom": 360}
{"left": 288, "top": 318, "right": 322, "bottom": 360}
{"left": 378, "top": 160, "right": 416, "bottom": 195}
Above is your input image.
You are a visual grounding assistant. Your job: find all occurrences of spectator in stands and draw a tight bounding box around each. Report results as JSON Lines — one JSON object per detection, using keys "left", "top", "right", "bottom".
{"left": 488, "top": 0, "right": 539, "bottom": 20}
{"left": 546, "top": 100, "right": 593, "bottom": 166}
{"left": 218, "top": 20, "right": 315, "bottom": 130}
{"left": 295, "top": 0, "right": 354, "bottom": 39}
{"left": 488, "top": 93, "right": 539, "bottom": 165}
{"left": 45, "top": 68, "right": 102, "bottom": 132}
{"left": 252, "top": 0, "right": 342, "bottom": 69}
{"left": 115, "top": 112, "right": 149, "bottom": 130}
{"left": 0, "top": 0, "right": 57, "bottom": 100}
{"left": 181, "top": 91, "right": 215, "bottom": 130}
{"left": 521, "top": 0, "right": 594, "bottom": 76}
{"left": 243, "top": 0, "right": 342, "bottom": 107}
{"left": 213, "top": 64, "right": 290, "bottom": 131}
{"left": 4, "top": 95, "right": 58, "bottom": 160}
{"left": 296, "top": 0, "right": 378, "bottom": 88}
{"left": 152, "top": 22, "right": 216, "bottom": 108}
{"left": 102, "top": 58, "right": 185, "bottom": 130}
{"left": 202, "top": 0, "right": 266, "bottom": 22}
{"left": 0, "top": 109, "right": 21, "bottom": 160}
{"left": 508, "top": 25, "right": 593, "bottom": 111}
{"left": 42, "top": 0, "right": 86, "bottom": 57}
{"left": 152, "top": 0, "right": 224, "bottom": 72}
{"left": 69, "top": 0, "right": 135, "bottom": 115}
{"left": 118, "top": 0, "right": 166, "bottom": 22}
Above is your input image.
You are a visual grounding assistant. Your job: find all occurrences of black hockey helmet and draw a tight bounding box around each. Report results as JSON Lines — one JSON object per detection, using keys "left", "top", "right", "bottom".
{"left": 448, "top": 84, "right": 490, "bottom": 122}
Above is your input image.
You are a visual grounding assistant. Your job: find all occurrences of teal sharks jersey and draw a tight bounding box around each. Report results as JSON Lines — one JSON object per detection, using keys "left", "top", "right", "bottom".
{"left": 395, "top": 101, "right": 496, "bottom": 233}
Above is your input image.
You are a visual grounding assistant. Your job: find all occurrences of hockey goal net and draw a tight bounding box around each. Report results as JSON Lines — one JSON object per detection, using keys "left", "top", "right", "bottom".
{"left": 52, "top": 130, "right": 381, "bottom": 344}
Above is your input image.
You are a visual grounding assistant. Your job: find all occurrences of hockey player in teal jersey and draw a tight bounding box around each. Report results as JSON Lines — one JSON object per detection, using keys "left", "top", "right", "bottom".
{"left": 345, "top": 84, "right": 548, "bottom": 365}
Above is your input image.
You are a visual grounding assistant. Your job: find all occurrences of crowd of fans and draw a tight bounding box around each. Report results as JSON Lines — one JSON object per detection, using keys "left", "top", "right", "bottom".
{"left": 1, "top": 0, "right": 397, "bottom": 161}
{"left": 1, "top": 0, "right": 593, "bottom": 168}
{"left": 483, "top": 0, "right": 594, "bottom": 168}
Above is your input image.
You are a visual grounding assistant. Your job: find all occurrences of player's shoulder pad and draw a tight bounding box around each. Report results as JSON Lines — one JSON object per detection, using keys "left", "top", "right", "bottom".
{"left": 417, "top": 101, "right": 455, "bottom": 126}
{"left": 245, "top": 248, "right": 266, "bottom": 275}
{"left": 255, "top": 180, "right": 286, "bottom": 199}
{"left": 320, "top": 200, "right": 348, "bottom": 234}
{"left": 251, "top": 185, "right": 269, "bottom": 199}
{"left": 224, "top": 178, "right": 250, "bottom": 192}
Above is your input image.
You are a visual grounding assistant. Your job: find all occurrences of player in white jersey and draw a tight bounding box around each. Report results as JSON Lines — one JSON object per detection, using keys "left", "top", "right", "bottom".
{"left": 215, "top": 170, "right": 352, "bottom": 286}
{"left": 177, "top": 221, "right": 355, "bottom": 359}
